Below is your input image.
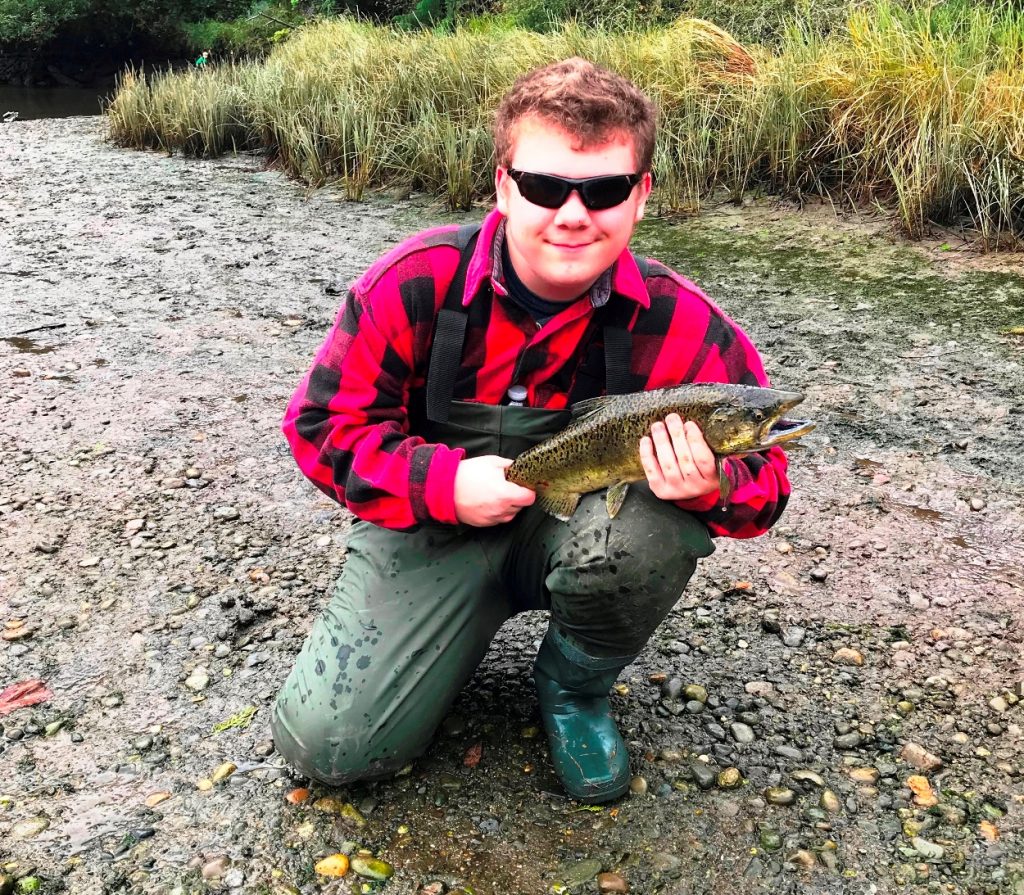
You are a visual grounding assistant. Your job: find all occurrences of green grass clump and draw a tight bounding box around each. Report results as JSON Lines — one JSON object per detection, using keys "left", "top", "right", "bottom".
{"left": 108, "top": 64, "right": 254, "bottom": 157}
{"left": 107, "top": 2, "right": 1024, "bottom": 246}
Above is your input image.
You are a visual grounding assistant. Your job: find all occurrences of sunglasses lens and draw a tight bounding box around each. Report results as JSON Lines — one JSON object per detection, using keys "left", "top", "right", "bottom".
{"left": 581, "top": 176, "right": 634, "bottom": 210}
{"left": 516, "top": 172, "right": 569, "bottom": 208}
{"left": 510, "top": 170, "right": 638, "bottom": 210}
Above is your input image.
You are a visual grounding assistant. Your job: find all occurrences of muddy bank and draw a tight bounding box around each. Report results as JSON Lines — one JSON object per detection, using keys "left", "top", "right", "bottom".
{"left": 1, "top": 117, "right": 1023, "bottom": 895}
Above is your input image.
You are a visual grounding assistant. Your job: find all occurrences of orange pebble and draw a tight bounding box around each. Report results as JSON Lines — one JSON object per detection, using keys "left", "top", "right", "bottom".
{"left": 907, "top": 775, "right": 938, "bottom": 807}
{"left": 285, "top": 787, "right": 311, "bottom": 805}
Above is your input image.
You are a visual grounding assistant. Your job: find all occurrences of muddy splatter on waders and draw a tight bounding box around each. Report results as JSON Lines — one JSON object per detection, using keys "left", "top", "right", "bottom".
{"left": 271, "top": 225, "right": 715, "bottom": 803}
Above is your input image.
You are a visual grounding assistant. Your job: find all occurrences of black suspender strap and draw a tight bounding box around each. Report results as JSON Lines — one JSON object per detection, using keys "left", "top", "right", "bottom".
{"left": 425, "top": 223, "right": 481, "bottom": 423}
{"left": 602, "top": 251, "right": 648, "bottom": 396}
{"left": 603, "top": 323, "right": 633, "bottom": 396}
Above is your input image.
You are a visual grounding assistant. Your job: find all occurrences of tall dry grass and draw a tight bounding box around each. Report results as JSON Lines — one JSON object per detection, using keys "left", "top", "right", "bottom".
{"left": 107, "top": 3, "right": 1024, "bottom": 244}
{"left": 108, "top": 65, "right": 254, "bottom": 157}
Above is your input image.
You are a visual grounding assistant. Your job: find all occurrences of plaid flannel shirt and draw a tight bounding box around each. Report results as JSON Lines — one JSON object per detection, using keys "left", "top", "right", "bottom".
{"left": 284, "top": 208, "right": 791, "bottom": 536}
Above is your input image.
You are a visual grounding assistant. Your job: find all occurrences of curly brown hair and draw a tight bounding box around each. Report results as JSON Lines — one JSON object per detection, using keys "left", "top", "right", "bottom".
{"left": 493, "top": 57, "right": 657, "bottom": 173}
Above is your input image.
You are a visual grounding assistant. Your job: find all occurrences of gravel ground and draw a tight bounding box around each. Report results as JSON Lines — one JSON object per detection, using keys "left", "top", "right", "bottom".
{"left": 1, "top": 116, "right": 1023, "bottom": 895}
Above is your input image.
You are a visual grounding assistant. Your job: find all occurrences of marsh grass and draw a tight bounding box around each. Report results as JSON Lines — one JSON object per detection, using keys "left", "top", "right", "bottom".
{"left": 108, "top": 3, "right": 1024, "bottom": 246}
{"left": 108, "top": 65, "right": 253, "bottom": 157}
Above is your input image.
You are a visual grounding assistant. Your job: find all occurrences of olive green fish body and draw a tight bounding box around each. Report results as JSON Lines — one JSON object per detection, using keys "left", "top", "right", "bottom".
{"left": 506, "top": 383, "right": 814, "bottom": 522}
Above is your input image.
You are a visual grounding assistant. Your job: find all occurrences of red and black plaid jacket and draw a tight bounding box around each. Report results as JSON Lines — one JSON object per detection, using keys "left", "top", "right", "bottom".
{"left": 284, "top": 208, "right": 791, "bottom": 536}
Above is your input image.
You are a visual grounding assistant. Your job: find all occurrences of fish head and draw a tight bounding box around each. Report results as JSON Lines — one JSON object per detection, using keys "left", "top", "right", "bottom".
{"left": 702, "top": 387, "right": 815, "bottom": 455}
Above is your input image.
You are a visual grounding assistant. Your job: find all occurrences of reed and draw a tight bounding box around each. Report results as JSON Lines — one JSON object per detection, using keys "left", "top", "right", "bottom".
{"left": 107, "top": 2, "right": 1024, "bottom": 246}
{"left": 108, "top": 64, "right": 253, "bottom": 156}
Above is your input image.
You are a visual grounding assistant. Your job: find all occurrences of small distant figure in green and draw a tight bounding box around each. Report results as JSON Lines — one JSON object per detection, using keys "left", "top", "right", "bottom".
{"left": 195, "top": 49, "right": 210, "bottom": 68}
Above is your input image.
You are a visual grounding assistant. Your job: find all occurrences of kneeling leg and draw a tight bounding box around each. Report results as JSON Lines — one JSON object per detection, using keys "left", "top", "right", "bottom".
{"left": 272, "top": 522, "right": 510, "bottom": 785}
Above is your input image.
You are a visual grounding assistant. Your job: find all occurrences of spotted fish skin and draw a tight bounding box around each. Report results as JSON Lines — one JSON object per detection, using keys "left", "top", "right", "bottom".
{"left": 505, "top": 383, "right": 813, "bottom": 521}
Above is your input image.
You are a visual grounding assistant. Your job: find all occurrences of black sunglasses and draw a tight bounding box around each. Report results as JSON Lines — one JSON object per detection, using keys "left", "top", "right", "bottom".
{"left": 506, "top": 168, "right": 643, "bottom": 211}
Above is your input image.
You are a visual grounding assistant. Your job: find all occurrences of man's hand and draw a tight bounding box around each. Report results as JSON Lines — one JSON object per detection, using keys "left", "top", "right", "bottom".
{"left": 454, "top": 455, "right": 536, "bottom": 526}
{"left": 640, "top": 414, "right": 721, "bottom": 502}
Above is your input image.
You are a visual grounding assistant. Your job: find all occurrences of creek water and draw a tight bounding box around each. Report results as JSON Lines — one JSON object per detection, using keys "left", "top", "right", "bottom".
{"left": 0, "top": 84, "right": 107, "bottom": 120}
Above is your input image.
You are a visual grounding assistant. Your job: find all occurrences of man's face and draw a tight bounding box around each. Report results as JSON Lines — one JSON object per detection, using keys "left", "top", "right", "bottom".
{"left": 495, "top": 118, "right": 652, "bottom": 303}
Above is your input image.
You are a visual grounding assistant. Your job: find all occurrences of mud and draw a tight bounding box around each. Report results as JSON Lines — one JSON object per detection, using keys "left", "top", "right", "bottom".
{"left": 1, "top": 117, "right": 1023, "bottom": 895}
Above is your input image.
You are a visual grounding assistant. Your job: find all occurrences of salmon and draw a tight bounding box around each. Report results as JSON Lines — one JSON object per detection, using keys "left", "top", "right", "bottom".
{"left": 505, "top": 383, "right": 814, "bottom": 521}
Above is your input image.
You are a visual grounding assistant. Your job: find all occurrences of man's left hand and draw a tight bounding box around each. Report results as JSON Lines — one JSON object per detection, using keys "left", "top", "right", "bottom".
{"left": 640, "top": 414, "right": 721, "bottom": 501}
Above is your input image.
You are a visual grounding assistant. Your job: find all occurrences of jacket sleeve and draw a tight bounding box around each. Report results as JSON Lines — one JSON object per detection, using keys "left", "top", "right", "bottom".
{"left": 281, "top": 283, "right": 464, "bottom": 531}
{"left": 673, "top": 447, "right": 791, "bottom": 539}
{"left": 665, "top": 284, "right": 793, "bottom": 539}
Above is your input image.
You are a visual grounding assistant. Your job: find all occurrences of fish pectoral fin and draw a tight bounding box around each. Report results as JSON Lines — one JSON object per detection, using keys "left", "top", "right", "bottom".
{"left": 716, "top": 456, "right": 732, "bottom": 502}
{"left": 537, "top": 490, "right": 581, "bottom": 522}
{"left": 606, "top": 482, "right": 630, "bottom": 519}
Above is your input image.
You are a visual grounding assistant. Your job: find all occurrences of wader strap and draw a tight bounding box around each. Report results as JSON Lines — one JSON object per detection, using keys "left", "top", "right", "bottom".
{"left": 603, "top": 320, "right": 633, "bottom": 397}
{"left": 602, "top": 252, "right": 648, "bottom": 395}
{"left": 425, "top": 223, "right": 482, "bottom": 424}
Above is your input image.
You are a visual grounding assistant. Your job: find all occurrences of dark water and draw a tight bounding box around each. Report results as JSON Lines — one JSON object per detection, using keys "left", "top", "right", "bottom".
{"left": 0, "top": 85, "right": 107, "bottom": 120}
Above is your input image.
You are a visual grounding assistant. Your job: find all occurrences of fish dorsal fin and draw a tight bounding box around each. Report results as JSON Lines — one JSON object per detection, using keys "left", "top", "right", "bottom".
{"left": 570, "top": 393, "right": 618, "bottom": 421}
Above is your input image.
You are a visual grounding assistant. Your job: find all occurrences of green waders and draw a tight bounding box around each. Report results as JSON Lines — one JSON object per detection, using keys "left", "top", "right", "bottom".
{"left": 271, "top": 399, "right": 715, "bottom": 800}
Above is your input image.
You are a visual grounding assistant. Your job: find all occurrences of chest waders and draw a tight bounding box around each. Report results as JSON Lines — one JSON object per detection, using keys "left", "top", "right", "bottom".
{"left": 271, "top": 226, "right": 715, "bottom": 802}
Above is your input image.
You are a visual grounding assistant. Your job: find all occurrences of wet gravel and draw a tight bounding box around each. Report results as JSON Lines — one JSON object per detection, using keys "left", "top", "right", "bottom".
{"left": 2, "top": 116, "right": 1023, "bottom": 895}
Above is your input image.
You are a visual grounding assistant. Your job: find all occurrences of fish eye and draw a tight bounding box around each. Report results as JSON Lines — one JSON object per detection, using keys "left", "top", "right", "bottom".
{"left": 752, "top": 410, "right": 765, "bottom": 421}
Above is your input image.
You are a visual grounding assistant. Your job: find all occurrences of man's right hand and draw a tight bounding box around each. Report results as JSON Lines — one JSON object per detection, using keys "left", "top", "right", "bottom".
{"left": 454, "top": 455, "right": 536, "bottom": 526}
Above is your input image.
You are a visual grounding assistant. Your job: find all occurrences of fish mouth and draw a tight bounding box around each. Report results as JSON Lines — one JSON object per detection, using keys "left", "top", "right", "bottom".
{"left": 759, "top": 416, "right": 816, "bottom": 448}
{"left": 743, "top": 391, "right": 814, "bottom": 451}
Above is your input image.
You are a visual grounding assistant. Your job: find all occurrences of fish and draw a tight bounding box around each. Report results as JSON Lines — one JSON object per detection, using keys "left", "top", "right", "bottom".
{"left": 505, "top": 382, "right": 814, "bottom": 522}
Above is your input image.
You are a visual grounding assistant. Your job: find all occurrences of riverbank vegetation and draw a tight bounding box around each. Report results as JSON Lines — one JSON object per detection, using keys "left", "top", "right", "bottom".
{"left": 0, "top": 0, "right": 326, "bottom": 86}
{"left": 0, "top": 0, "right": 249, "bottom": 49}
{"left": 107, "top": 0, "right": 1024, "bottom": 247}
{"left": 0, "top": 0, "right": 852, "bottom": 54}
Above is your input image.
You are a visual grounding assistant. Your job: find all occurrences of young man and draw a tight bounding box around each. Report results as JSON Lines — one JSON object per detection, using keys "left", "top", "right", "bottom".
{"left": 273, "top": 58, "right": 791, "bottom": 803}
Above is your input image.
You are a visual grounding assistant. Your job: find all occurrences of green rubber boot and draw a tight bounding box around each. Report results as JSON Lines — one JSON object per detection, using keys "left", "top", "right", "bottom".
{"left": 533, "top": 626, "right": 636, "bottom": 803}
